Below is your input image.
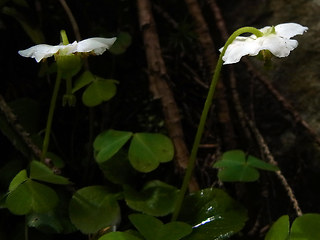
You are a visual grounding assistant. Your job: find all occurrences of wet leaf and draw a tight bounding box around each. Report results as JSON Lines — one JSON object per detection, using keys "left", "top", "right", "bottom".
{"left": 179, "top": 188, "right": 248, "bottom": 240}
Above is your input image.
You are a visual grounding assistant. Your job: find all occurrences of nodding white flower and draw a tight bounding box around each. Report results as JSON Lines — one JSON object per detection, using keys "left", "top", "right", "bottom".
{"left": 18, "top": 37, "right": 117, "bottom": 63}
{"left": 220, "top": 23, "right": 308, "bottom": 65}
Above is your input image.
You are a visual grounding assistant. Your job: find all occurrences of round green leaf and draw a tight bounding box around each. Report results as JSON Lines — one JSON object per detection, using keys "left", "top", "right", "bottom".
{"left": 94, "top": 129, "right": 133, "bottom": 164}
{"left": 98, "top": 231, "right": 142, "bottom": 240}
{"left": 124, "top": 180, "right": 179, "bottom": 216}
{"left": 290, "top": 213, "right": 320, "bottom": 240}
{"left": 6, "top": 179, "right": 58, "bottom": 215}
{"left": 72, "top": 70, "right": 95, "bottom": 93}
{"left": 179, "top": 188, "right": 248, "bottom": 240}
{"left": 27, "top": 212, "right": 64, "bottom": 234}
{"left": 30, "top": 161, "right": 70, "bottom": 185}
{"left": 82, "top": 78, "right": 118, "bottom": 107}
{"left": 128, "top": 133, "right": 174, "bottom": 172}
{"left": 265, "top": 215, "right": 289, "bottom": 240}
{"left": 69, "top": 186, "right": 120, "bottom": 234}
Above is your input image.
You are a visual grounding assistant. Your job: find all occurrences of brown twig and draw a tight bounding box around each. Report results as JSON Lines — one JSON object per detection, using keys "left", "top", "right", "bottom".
{"left": 184, "top": 0, "right": 237, "bottom": 149}
{"left": 136, "top": 0, "right": 199, "bottom": 192}
{"left": 0, "top": 94, "right": 42, "bottom": 160}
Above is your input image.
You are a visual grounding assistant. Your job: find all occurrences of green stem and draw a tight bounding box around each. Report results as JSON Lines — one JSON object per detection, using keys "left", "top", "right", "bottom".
{"left": 41, "top": 71, "right": 62, "bottom": 161}
{"left": 171, "top": 27, "right": 263, "bottom": 221}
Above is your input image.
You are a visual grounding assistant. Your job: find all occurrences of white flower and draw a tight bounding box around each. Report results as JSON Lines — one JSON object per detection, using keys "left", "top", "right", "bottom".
{"left": 220, "top": 23, "right": 308, "bottom": 65}
{"left": 18, "top": 37, "right": 117, "bottom": 62}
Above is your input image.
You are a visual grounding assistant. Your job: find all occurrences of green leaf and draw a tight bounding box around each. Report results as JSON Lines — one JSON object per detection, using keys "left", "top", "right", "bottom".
{"left": 128, "top": 133, "right": 174, "bottom": 172}
{"left": 6, "top": 179, "right": 58, "bottom": 215}
{"left": 290, "top": 213, "right": 320, "bottom": 240}
{"left": 8, "top": 169, "right": 28, "bottom": 191}
{"left": 213, "top": 150, "right": 278, "bottom": 182}
{"left": 109, "top": 32, "right": 132, "bottom": 55}
{"left": 72, "top": 70, "right": 95, "bottom": 93}
{"left": 124, "top": 180, "right": 179, "bottom": 216}
{"left": 179, "top": 188, "right": 248, "bottom": 240}
{"left": 29, "top": 161, "right": 70, "bottom": 185}
{"left": 99, "top": 149, "right": 135, "bottom": 184}
{"left": 69, "top": 186, "right": 120, "bottom": 234}
{"left": 98, "top": 231, "right": 142, "bottom": 240}
{"left": 265, "top": 215, "right": 289, "bottom": 240}
{"left": 129, "top": 214, "right": 192, "bottom": 240}
{"left": 94, "top": 129, "right": 133, "bottom": 164}
{"left": 82, "top": 78, "right": 118, "bottom": 107}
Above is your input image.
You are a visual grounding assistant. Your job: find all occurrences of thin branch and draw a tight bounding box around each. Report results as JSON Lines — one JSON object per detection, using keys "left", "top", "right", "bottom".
{"left": 136, "top": 0, "right": 199, "bottom": 192}
{"left": 0, "top": 94, "right": 42, "bottom": 159}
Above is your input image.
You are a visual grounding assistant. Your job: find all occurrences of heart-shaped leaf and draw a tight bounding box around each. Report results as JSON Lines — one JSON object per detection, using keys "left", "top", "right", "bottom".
{"left": 72, "top": 70, "right": 95, "bottom": 93}
{"left": 265, "top": 215, "right": 289, "bottom": 240}
{"left": 94, "top": 129, "right": 133, "bottom": 164}
{"left": 128, "top": 133, "right": 174, "bottom": 172}
{"left": 179, "top": 188, "right": 248, "bottom": 240}
{"left": 69, "top": 186, "right": 120, "bottom": 234}
{"left": 6, "top": 179, "right": 58, "bottom": 215}
{"left": 8, "top": 169, "right": 28, "bottom": 191}
{"left": 82, "top": 78, "right": 118, "bottom": 107}
{"left": 98, "top": 231, "right": 142, "bottom": 240}
{"left": 29, "top": 161, "right": 70, "bottom": 185}
{"left": 213, "top": 150, "right": 279, "bottom": 182}
{"left": 129, "top": 214, "right": 192, "bottom": 240}
{"left": 124, "top": 180, "right": 179, "bottom": 216}
{"left": 290, "top": 213, "right": 320, "bottom": 240}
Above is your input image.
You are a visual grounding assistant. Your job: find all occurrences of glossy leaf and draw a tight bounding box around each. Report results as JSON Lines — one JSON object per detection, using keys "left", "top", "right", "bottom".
{"left": 69, "top": 186, "right": 120, "bottom": 234}
{"left": 213, "top": 150, "right": 278, "bottom": 182}
{"left": 179, "top": 188, "right": 248, "bottom": 240}
{"left": 98, "top": 231, "right": 142, "bottom": 240}
{"left": 29, "top": 161, "right": 70, "bottom": 185}
{"left": 124, "top": 180, "right": 179, "bottom": 216}
{"left": 129, "top": 214, "right": 192, "bottom": 240}
{"left": 265, "top": 215, "right": 289, "bottom": 240}
{"left": 290, "top": 213, "right": 320, "bottom": 240}
{"left": 72, "top": 70, "right": 95, "bottom": 93}
{"left": 6, "top": 179, "right": 58, "bottom": 215}
{"left": 128, "top": 133, "right": 174, "bottom": 172}
{"left": 94, "top": 129, "right": 133, "bottom": 164}
{"left": 82, "top": 78, "right": 118, "bottom": 107}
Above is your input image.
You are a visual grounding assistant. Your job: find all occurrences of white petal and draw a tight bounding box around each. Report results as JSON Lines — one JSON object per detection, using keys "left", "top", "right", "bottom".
{"left": 18, "top": 44, "right": 61, "bottom": 62}
{"left": 259, "top": 35, "right": 298, "bottom": 57}
{"left": 275, "top": 23, "right": 308, "bottom": 39}
{"left": 76, "top": 37, "right": 117, "bottom": 55}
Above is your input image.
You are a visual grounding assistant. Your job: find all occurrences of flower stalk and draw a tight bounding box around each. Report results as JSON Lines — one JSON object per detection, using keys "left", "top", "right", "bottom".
{"left": 171, "top": 27, "right": 263, "bottom": 221}
{"left": 41, "top": 71, "right": 62, "bottom": 161}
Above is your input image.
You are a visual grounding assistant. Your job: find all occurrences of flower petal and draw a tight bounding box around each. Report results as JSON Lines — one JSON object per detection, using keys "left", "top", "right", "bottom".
{"left": 76, "top": 37, "right": 117, "bottom": 55}
{"left": 18, "top": 44, "right": 62, "bottom": 62}
{"left": 259, "top": 35, "right": 298, "bottom": 57}
{"left": 275, "top": 23, "right": 308, "bottom": 39}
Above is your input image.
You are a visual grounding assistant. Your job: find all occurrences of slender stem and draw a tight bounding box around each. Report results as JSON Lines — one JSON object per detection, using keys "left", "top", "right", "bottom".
{"left": 171, "top": 26, "right": 263, "bottom": 221}
{"left": 41, "top": 71, "right": 62, "bottom": 161}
